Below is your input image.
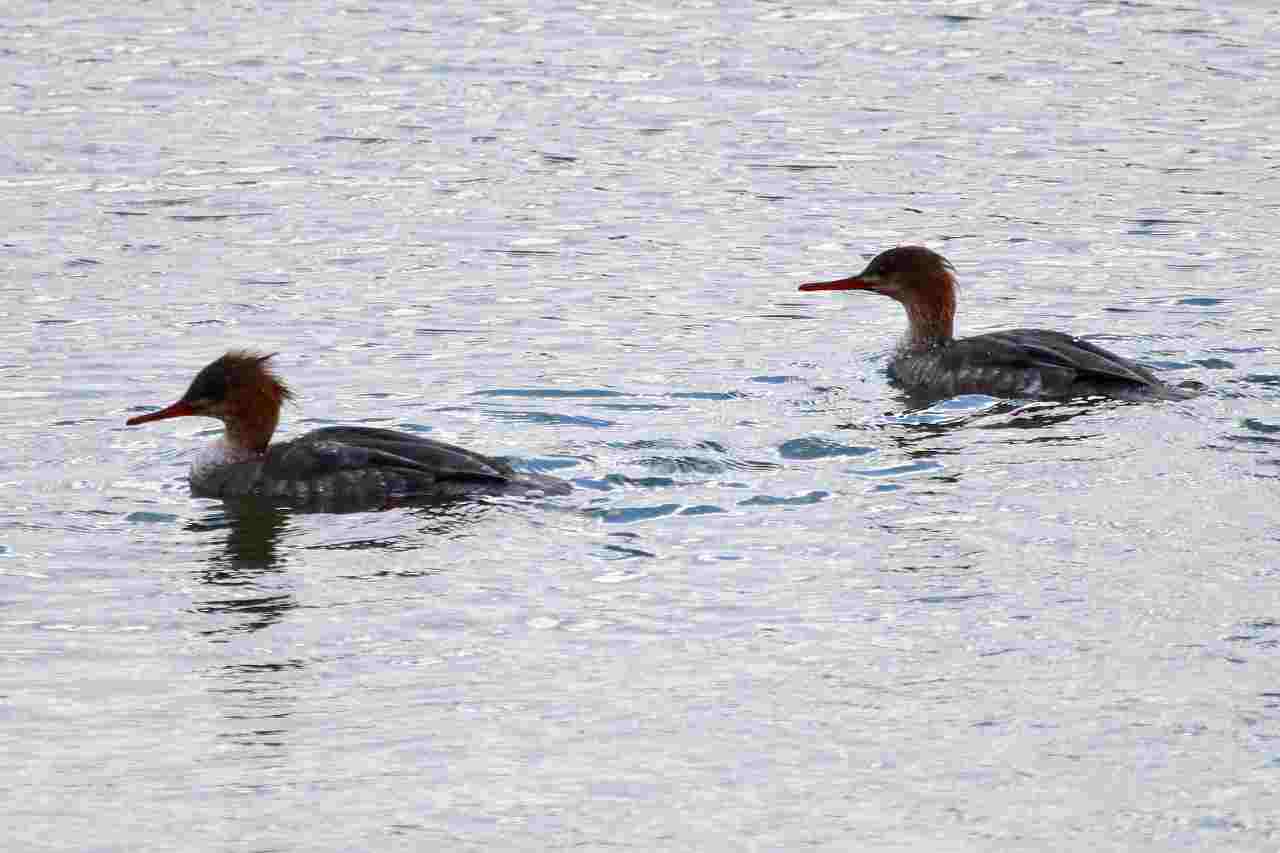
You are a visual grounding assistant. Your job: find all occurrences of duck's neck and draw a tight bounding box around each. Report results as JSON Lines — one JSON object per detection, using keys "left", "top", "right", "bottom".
{"left": 222, "top": 396, "right": 282, "bottom": 455}
{"left": 898, "top": 288, "right": 956, "bottom": 351}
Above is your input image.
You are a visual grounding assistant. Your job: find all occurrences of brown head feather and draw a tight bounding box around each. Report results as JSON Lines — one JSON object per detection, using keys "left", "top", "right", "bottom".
{"left": 799, "top": 246, "right": 957, "bottom": 348}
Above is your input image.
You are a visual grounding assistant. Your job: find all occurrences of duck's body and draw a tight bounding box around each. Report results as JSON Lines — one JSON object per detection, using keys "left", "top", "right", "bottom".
{"left": 888, "top": 328, "right": 1186, "bottom": 401}
{"left": 798, "top": 246, "right": 1194, "bottom": 402}
{"left": 188, "top": 425, "right": 568, "bottom": 505}
{"left": 127, "top": 352, "right": 570, "bottom": 510}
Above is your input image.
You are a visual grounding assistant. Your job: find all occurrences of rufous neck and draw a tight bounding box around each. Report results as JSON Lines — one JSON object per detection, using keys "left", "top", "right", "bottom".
{"left": 900, "top": 302, "right": 954, "bottom": 349}
{"left": 221, "top": 392, "right": 281, "bottom": 455}
{"left": 897, "top": 280, "right": 956, "bottom": 350}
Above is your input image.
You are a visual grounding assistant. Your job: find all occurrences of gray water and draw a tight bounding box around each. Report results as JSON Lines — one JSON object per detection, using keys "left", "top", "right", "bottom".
{"left": 5, "top": 2, "right": 1280, "bottom": 850}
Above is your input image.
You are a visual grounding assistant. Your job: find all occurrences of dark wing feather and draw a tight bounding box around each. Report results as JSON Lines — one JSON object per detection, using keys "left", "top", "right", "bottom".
{"left": 264, "top": 426, "right": 516, "bottom": 484}
{"left": 946, "top": 329, "right": 1164, "bottom": 387}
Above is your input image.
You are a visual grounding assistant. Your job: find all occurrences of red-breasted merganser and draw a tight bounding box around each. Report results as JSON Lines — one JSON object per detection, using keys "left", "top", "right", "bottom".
{"left": 798, "top": 246, "right": 1195, "bottom": 401}
{"left": 126, "top": 351, "right": 571, "bottom": 507}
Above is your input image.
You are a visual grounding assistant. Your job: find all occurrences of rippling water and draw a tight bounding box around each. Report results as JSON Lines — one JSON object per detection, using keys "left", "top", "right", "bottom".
{"left": 5, "top": 2, "right": 1280, "bottom": 849}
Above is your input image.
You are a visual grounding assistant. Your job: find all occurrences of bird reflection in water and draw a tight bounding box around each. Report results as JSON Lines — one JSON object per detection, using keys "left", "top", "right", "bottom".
{"left": 185, "top": 494, "right": 506, "bottom": 637}
{"left": 187, "top": 495, "right": 509, "bottom": 751}
{"left": 187, "top": 500, "right": 297, "bottom": 639}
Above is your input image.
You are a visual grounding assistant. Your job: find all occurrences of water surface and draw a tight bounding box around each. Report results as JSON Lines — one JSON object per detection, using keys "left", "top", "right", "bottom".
{"left": 4, "top": 2, "right": 1280, "bottom": 849}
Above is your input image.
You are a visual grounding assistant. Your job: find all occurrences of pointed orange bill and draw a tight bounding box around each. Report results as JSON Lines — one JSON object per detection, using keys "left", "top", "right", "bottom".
{"left": 126, "top": 400, "right": 196, "bottom": 426}
{"left": 798, "top": 276, "right": 873, "bottom": 292}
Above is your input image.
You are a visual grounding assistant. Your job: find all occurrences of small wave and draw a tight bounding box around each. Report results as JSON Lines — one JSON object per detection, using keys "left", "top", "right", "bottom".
{"left": 588, "top": 503, "right": 681, "bottom": 523}
{"left": 738, "top": 491, "right": 828, "bottom": 507}
{"left": 778, "top": 437, "right": 876, "bottom": 460}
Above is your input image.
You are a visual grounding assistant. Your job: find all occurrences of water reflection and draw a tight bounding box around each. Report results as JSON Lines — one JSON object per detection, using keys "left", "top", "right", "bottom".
{"left": 205, "top": 500, "right": 294, "bottom": 574}
{"left": 185, "top": 496, "right": 509, "bottom": 637}
{"left": 177, "top": 491, "right": 506, "bottom": 637}
{"left": 189, "top": 496, "right": 509, "bottom": 757}
{"left": 186, "top": 501, "right": 297, "bottom": 640}
{"left": 193, "top": 496, "right": 508, "bottom": 571}
{"left": 976, "top": 399, "right": 1111, "bottom": 441}
{"left": 210, "top": 660, "right": 303, "bottom": 750}
{"left": 309, "top": 498, "right": 505, "bottom": 579}
{"left": 885, "top": 393, "right": 1117, "bottom": 443}
{"left": 183, "top": 502, "right": 303, "bottom": 757}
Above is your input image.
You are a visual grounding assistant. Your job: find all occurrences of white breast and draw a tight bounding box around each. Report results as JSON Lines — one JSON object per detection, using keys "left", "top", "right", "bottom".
{"left": 190, "top": 439, "right": 260, "bottom": 481}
